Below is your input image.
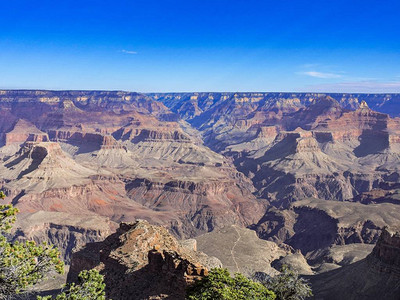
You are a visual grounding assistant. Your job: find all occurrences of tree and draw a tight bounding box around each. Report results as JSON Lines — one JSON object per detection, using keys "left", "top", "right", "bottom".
{"left": 0, "top": 191, "right": 64, "bottom": 299}
{"left": 252, "top": 265, "right": 312, "bottom": 300}
{"left": 186, "top": 268, "right": 276, "bottom": 300}
{"left": 37, "top": 269, "right": 107, "bottom": 300}
{"left": 0, "top": 191, "right": 18, "bottom": 233}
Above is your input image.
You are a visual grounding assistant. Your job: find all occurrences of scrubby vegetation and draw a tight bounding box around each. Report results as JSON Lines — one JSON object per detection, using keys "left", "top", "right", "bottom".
{"left": 0, "top": 191, "right": 64, "bottom": 299}
{"left": 187, "top": 266, "right": 312, "bottom": 300}
{"left": 0, "top": 191, "right": 109, "bottom": 299}
{"left": 252, "top": 265, "right": 312, "bottom": 300}
{"left": 186, "top": 268, "right": 276, "bottom": 300}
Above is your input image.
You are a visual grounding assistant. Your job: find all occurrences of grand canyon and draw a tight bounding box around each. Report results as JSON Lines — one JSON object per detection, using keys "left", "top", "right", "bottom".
{"left": 1, "top": 90, "right": 400, "bottom": 299}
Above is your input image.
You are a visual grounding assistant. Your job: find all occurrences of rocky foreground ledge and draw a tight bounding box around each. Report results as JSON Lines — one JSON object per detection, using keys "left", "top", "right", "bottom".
{"left": 68, "top": 220, "right": 221, "bottom": 300}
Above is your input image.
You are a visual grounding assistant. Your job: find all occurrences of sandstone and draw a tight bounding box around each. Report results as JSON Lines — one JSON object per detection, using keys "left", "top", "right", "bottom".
{"left": 68, "top": 220, "right": 219, "bottom": 300}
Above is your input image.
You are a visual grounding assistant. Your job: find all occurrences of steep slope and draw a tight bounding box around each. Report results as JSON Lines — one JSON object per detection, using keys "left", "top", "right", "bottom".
{"left": 1, "top": 142, "right": 97, "bottom": 192}
{"left": 252, "top": 198, "right": 400, "bottom": 256}
{"left": 310, "top": 227, "right": 400, "bottom": 300}
{"left": 13, "top": 211, "right": 117, "bottom": 262}
{"left": 195, "top": 225, "right": 289, "bottom": 275}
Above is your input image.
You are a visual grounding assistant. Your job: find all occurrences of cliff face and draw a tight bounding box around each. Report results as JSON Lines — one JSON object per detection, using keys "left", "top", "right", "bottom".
{"left": 251, "top": 198, "right": 400, "bottom": 257}
{"left": 370, "top": 227, "right": 400, "bottom": 269}
{"left": 68, "top": 220, "right": 220, "bottom": 300}
{"left": 12, "top": 211, "right": 117, "bottom": 263}
{"left": 310, "top": 227, "right": 400, "bottom": 300}
{"left": 155, "top": 93, "right": 400, "bottom": 206}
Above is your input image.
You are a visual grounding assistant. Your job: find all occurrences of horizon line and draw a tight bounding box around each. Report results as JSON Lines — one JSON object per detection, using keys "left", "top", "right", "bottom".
{"left": 0, "top": 88, "right": 399, "bottom": 95}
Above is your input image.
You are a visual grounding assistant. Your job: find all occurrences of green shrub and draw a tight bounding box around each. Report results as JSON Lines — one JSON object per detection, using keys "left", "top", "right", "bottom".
{"left": 252, "top": 265, "right": 312, "bottom": 300}
{"left": 0, "top": 191, "right": 64, "bottom": 298}
{"left": 186, "top": 268, "right": 276, "bottom": 300}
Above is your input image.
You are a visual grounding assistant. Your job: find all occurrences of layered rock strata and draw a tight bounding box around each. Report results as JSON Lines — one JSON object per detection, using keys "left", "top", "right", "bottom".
{"left": 0, "top": 90, "right": 265, "bottom": 259}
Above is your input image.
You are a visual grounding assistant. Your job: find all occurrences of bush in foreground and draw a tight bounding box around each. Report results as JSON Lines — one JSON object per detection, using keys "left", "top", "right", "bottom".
{"left": 252, "top": 265, "right": 312, "bottom": 300}
{"left": 186, "top": 268, "right": 276, "bottom": 300}
{"left": 0, "top": 191, "right": 64, "bottom": 298}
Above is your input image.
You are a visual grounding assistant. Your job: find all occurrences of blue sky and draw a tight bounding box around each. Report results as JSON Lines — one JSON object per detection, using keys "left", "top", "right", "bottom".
{"left": 1, "top": 0, "right": 400, "bottom": 92}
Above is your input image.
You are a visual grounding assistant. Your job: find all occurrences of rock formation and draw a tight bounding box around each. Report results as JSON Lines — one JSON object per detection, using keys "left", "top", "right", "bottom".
{"left": 68, "top": 220, "right": 221, "bottom": 300}
{"left": 12, "top": 211, "right": 117, "bottom": 262}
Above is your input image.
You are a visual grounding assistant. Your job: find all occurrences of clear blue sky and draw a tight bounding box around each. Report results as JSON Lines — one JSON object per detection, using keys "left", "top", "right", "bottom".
{"left": 1, "top": 0, "right": 400, "bottom": 93}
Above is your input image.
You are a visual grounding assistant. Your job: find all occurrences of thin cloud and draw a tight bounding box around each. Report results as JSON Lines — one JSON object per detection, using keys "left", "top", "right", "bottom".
{"left": 302, "top": 81, "right": 400, "bottom": 93}
{"left": 121, "top": 49, "right": 138, "bottom": 54}
{"left": 298, "top": 71, "right": 342, "bottom": 79}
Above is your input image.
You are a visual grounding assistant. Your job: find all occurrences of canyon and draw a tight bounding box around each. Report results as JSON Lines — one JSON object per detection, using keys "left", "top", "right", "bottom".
{"left": 1, "top": 90, "right": 400, "bottom": 298}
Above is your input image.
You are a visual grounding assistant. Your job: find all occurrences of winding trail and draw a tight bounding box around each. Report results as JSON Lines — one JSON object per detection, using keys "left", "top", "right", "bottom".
{"left": 231, "top": 226, "right": 242, "bottom": 273}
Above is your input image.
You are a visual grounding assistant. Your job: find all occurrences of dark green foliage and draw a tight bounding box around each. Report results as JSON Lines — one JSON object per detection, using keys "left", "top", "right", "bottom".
{"left": 0, "top": 191, "right": 64, "bottom": 298}
{"left": 186, "top": 268, "right": 276, "bottom": 300}
{"left": 0, "top": 191, "right": 18, "bottom": 233}
{"left": 252, "top": 265, "right": 312, "bottom": 300}
{"left": 38, "top": 269, "right": 107, "bottom": 300}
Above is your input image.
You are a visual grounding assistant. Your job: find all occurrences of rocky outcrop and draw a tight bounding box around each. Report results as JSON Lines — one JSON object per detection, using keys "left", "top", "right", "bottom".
{"left": 272, "top": 250, "right": 314, "bottom": 275}
{"left": 370, "top": 227, "right": 400, "bottom": 269}
{"left": 310, "top": 227, "right": 400, "bottom": 299}
{"left": 68, "top": 220, "right": 220, "bottom": 300}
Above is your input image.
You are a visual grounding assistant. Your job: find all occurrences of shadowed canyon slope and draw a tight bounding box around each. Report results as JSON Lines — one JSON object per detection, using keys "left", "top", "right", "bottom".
{"left": 309, "top": 227, "right": 400, "bottom": 299}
